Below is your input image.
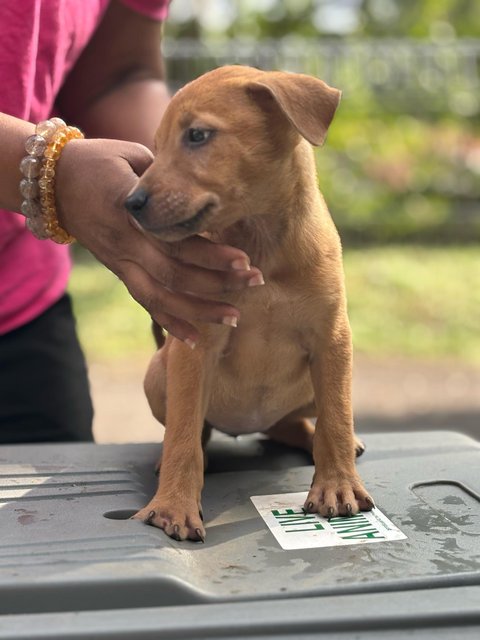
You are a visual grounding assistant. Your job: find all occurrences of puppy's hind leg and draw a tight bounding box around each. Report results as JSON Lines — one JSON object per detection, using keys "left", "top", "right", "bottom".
{"left": 144, "top": 347, "right": 167, "bottom": 476}
{"left": 267, "top": 405, "right": 365, "bottom": 458}
{"left": 266, "top": 414, "right": 315, "bottom": 455}
{"left": 202, "top": 421, "right": 213, "bottom": 471}
{"left": 146, "top": 321, "right": 168, "bottom": 428}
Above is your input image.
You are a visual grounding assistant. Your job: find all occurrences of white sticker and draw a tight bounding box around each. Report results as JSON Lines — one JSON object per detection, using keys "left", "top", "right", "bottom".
{"left": 251, "top": 492, "right": 407, "bottom": 550}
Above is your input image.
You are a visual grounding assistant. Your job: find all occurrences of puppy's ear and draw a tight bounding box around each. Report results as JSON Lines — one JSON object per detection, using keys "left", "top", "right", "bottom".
{"left": 246, "top": 72, "right": 341, "bottom": 146}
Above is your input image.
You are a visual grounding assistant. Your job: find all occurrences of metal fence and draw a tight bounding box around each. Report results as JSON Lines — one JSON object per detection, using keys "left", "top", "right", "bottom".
{"left": 163, "top": 38, "right": 480, "bottom": 116}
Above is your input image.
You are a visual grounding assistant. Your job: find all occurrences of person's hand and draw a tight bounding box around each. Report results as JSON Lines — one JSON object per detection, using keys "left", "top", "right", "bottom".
{"left": 55, "top": 138, "right": 263, "bottom": 346}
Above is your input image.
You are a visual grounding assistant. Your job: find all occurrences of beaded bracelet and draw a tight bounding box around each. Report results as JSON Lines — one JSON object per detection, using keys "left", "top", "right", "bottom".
{"left": 19, "top": 118, "right": 84, "bottom": 244}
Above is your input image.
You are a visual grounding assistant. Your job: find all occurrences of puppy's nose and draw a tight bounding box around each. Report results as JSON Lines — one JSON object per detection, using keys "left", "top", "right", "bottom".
{"left": 124, "top": 188, "right": 149, "bottom": 218}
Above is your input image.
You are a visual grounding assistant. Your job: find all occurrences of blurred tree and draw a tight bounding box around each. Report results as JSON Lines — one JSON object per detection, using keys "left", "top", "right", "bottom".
{"left": 165, "top": 0, "right": 480, "bottom": 40}
{"left": 358, "top": 0, "right": 480, "bottom": 38}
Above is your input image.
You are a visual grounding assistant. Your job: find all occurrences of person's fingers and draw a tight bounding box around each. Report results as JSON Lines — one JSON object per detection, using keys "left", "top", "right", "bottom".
{"left": 111, "top": 147, "right": 154, "bottom": 209}
{"left": 120, "top": 142, "right": 154, "bottom": 177}
{"left": 119, "top": 263, "right": 199, "bottom": 344}
{"left": 125, "top": 232, "right": 264, "bottom": 295}
{"left": 117, "top": 262, "right": 243, "bottom": 342}
{"left": 152, "top": 234, "right": 255, "bottom": 272}
{"left": 151, "top": 287, "right": 241, "bottom": 327}
{"left": 174, "top": 263, "right": 264, "bottom": 296}
{"left": 151, "top": 310, "right": 200, "bottom": 348}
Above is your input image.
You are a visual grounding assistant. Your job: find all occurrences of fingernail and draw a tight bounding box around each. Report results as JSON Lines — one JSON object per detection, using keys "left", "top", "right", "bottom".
{"left": 248, "top": 273, "right": 265, "bottom": 287}
{"left": 231, "top": 258, "right": 251, "bottom": 271}
{"left": 222, "top": 316, "right": 238, "bottom": 327}
{"left": 185, "top": 338, "right": 197, "bottom": 350}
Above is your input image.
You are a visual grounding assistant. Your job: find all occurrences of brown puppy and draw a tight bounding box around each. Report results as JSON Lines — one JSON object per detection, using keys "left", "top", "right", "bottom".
{"left": 126, "top": 65, "right": 374, "bottom": 542}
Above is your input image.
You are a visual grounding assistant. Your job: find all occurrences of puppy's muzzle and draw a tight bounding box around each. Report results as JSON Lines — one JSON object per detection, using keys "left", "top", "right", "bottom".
{"left": 124, "top": 187, "right": 219, "bottom": 240}
{"left": 125, "top": 188, "right": 150, "bottom": 219}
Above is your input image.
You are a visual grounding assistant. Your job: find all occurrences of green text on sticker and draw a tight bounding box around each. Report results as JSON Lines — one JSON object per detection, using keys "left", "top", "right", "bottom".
{"left": 271, "top": 508, "right": 325, "bottom": 533}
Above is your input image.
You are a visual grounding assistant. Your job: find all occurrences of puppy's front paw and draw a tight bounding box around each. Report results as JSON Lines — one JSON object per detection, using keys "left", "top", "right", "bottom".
{"left": 132, "top": 498, "right": 205, "bottom": 542}
{"left": 304, "top": 473, "right": 374, "bottom": 519}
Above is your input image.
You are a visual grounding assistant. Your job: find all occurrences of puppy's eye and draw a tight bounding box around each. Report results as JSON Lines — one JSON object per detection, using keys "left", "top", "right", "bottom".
{"left": 185, "top": 128, "right": 212, "bottom": 147}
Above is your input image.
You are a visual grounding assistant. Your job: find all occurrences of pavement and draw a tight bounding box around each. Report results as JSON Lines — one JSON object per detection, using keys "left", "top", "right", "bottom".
{"left": 90, "top": 355, "right": 480, "bottom": 444}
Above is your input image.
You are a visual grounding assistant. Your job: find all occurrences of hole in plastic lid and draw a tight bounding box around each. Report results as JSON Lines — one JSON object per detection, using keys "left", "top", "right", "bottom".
{"left": 103, "top": 509, "right": 138, "bottom": 520}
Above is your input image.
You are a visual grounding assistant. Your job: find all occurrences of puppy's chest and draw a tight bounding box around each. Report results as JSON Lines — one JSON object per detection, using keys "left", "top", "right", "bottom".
{"left": 224, "top": 284, "right": 313, "bottom": 360}
{"left": 206, "top": 286, "right": 316, "bottom": 434}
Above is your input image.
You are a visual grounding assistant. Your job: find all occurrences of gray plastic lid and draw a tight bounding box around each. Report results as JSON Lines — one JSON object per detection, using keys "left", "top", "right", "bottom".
{"left": 0, "top": 430, "right": 479, "bottom": 638}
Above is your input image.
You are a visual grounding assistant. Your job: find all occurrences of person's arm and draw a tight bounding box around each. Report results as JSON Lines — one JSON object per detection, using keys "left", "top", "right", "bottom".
{"left": 0, "top": 113, "right": 35, "bottom": 212}
{"left": 53, "top": 2, "right": 263, "bottom": 345}
{"left": 56, "top": 0, "right": 169, "bottom": 149}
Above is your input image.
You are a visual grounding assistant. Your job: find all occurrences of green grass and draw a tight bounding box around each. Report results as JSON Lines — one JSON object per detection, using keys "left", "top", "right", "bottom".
{"left": 344, "top": 246, "right": 479, "bottom": 363}
{"left": 69, "top": 246, "right": 480, "bottom": 364}
{"left": 69, "top": 262, "right": 155, "bottom": 361}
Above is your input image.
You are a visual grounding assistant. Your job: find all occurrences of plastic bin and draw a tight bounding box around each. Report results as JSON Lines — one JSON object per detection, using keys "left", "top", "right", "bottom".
{"left": 0, "top": 430, "right": 479, "bottom": 638}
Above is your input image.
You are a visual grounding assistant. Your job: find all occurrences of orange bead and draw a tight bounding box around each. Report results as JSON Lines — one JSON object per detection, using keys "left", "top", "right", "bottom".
{"left": 26, "top": 120, "right": 83, "bottom": 245}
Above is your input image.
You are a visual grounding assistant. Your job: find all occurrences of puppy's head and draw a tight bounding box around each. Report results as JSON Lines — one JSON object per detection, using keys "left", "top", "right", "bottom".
{"left": 125, "top": 65, "right": 340, "bottom": 241}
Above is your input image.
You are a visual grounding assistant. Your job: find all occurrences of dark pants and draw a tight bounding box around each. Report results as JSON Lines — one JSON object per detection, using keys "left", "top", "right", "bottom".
{"left": 0, "top": 294, "right": 93, "bottom": 443}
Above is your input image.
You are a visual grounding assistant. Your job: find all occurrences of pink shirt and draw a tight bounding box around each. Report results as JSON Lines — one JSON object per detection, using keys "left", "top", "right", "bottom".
{"left": 0, "top": 0, "right": 168, "bottom": 335}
